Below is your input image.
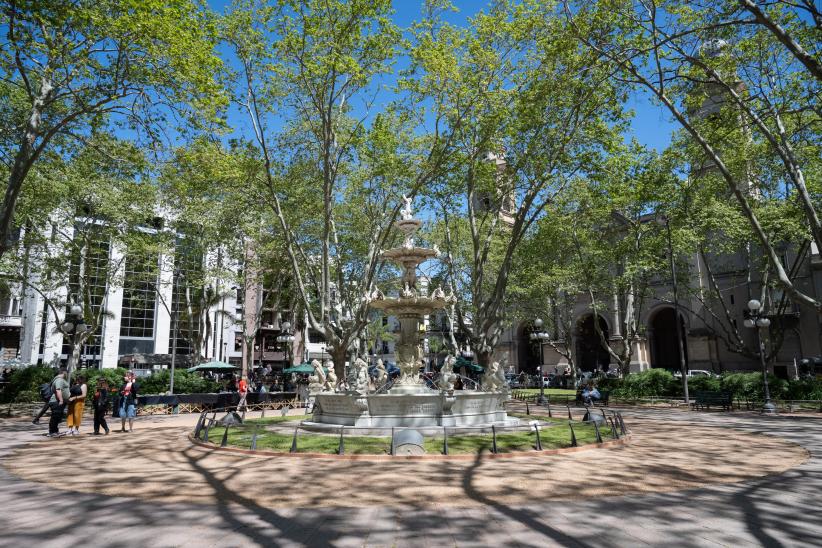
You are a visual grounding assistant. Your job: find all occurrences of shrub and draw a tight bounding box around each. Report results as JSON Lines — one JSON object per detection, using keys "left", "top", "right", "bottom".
{"left": 720, "top": 372, "right": 788, "bottom": 400}
{"left": 0, "top": 365, "right": 56, "bottom": 403}
{"left": 784, "top": 377, "right": 822, "bottom": 400}
{"left": 137, "top": 370, "right": 220, "bottom": 395}
{"left": 686, "top": 375, "right": 721, "bottom": 393}
{"left": 613, "top": 369, "right": 677, "bottom": 398}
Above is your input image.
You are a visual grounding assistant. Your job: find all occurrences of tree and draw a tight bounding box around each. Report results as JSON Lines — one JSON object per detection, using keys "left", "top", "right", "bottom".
{"left": 4, "top": 135, "right": 155, "bottom": 379}
{"left": 426, "top": 0, "right": 628, "bottom": 369}
{"left": 223, "top": 0, "right": 465, "bottom": 379}
{"left": 563, "top": 0, "right": 822, "bottom": 310}
{"left": 0, "top": 0, "right": 225, "bottom": 259}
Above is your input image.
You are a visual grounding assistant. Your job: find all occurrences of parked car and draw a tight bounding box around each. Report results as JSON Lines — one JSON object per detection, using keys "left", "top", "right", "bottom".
{"left": 673, "top": 369, "right": 715, "bottom": 378}
{"left": 505, "top": 374, "right": 521, "bottom": 389}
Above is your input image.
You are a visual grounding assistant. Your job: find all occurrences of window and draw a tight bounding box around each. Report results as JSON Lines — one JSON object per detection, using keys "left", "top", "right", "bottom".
{"left": 119, "top": 249, "right": 158, "bottom": 339}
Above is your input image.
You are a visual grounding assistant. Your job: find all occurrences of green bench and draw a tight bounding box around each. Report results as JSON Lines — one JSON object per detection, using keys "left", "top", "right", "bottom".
{"left": 692, "top": 390, "right": 733, "bottom": 411}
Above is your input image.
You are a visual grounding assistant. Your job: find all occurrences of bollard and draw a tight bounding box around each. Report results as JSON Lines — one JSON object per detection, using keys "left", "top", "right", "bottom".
{"left": 221, "top": 425, "right": 230, "bottom": 447}
{"left": 442, "top": 427, "right": 449, "bottom": 455}
{"left": 390, "top": 427, "right": 395, "bottom": 456}
{"left": 194, "top": 413, "right": 205, "bottom": 438}
{"left": 290, "top": 425, "right": 299, "bottom": 453}
{"left": 593, "top": 420, "right": 602, "bottom": 443}
{"left": 338, "top": 426, "right": 345, "bottom": 455}
{"left": 525, "top": 401, "right": 530, "bottom": 415}
{"left": 534, "top": 422, "right": 543, "bottom": 451}
{"left": 566, "top": 404, "right": 572, "bottom": 420}
{"left": 608, "top": 416, "right": 619, "bottom": 439}
{"left": 568, "top": 420, "right": 578, "bottom": 447}
{"left": 491, "top": 425, "right": 498, "bottom": 454}
{"left": 546, "top": 400, "right": 552, "bottom": 418}
{"left": 250, "top": 428, "right": 258, "bottom": 451}
{"left": 261, "top": 407, "right": 266, "bottom": 418}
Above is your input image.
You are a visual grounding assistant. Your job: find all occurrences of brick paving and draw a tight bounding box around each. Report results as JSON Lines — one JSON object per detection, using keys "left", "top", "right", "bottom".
{"left": 1, "top": 407, "right": 820, "bottom": 547}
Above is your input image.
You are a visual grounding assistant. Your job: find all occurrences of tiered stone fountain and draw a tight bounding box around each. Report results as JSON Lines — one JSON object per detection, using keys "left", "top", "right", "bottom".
{"left": 307, "top": 197, "right": 515, "bottom": 428}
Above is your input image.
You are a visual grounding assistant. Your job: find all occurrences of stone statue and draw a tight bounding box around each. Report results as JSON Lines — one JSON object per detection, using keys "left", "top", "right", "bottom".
{"left": 351, "top": 357, "right": 370, "bottom": 394}
{"left": 401, "top": 194, "right": 413, "bottom": 220}
{"left": 482, "top": 360, "right": 506, "bottom": 392}
{"left": 370, "top": 286, "right": 384, "bottom": 301}
{"left": 431, "top": 285, "right": 445, "bottom": 300}
{"left": 324, "top": 360, "right": 338, "bottom": 391}
{"left": 374, "top": 358, "right": 388, "bottom": 387}
{"left": 308, "top": 359, "right": 326, "bottom": 393}
{"left": 438, "top": 354, "right": 456, "bottom": 392}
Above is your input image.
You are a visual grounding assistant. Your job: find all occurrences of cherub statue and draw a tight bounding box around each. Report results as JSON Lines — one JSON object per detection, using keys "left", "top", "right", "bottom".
{"left": 374, "top": 358, "right": 388, "bottom": 387}
{"left": 324, "top": 360, "right": 338, "bottom": 391}
{"left": 308, "top": 359, "right": 326, "bottom": 393}
{"left": 431, "top": 285, "right": 445, "bottom": 300}
{"left": 370, "top": 286, "right": 384, "bottom": 301}
{"left": 351, "top": 357, "right": 370, "bottom": 394}
{"left": 438, "top": 354, "right": 456, "bottom": 392}
{"left": 401, "top": 282, "right": 416, "bottom": 299}
{"left": 483, "top": 361, "right": 504, "bottom": 391}
{"left": 401, "top": 194, "right": 413, "bottom": 220}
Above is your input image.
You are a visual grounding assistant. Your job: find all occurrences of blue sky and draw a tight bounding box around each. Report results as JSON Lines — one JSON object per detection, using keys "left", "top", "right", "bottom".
{"left": 210, "top": 0, "right": 677, "bottom": 153}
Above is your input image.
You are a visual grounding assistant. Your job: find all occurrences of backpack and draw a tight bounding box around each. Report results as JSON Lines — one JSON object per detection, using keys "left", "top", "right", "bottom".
{"left": 39, "top": 381, "right": 54, "bottom": 402}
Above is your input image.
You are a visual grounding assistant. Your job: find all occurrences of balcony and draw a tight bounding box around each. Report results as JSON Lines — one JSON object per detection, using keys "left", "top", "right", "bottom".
{"left": 0, "top": 314, "right": 21, "bottom": 328}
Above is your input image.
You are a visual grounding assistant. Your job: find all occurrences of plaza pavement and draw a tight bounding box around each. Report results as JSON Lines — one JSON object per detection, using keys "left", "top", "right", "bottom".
{"left": 0, "top": 405, "right": 819, "bottom": 547}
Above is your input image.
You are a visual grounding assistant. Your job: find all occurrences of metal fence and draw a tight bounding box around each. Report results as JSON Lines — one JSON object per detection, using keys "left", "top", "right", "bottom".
{"left": 191, "top": 405, "right": 629, "bottom": 456}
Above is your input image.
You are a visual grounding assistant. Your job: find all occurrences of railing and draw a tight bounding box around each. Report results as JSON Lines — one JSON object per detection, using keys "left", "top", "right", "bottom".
{"left": 191, "top": 405, "right": 629, "bottom": 455}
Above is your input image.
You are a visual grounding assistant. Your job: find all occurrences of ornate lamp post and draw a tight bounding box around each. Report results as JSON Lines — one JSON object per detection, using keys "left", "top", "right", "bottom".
{"left": 61, "top": 304, "right": 89, "bottom": 382}
{"left": 530, "top": 318, "right": 550, "bottom": 405}
{"left": 277, "top": 321, "right": 296, "bottom": 367}
{"left": 744, "top": 299, "right": 776, "bottom": 415}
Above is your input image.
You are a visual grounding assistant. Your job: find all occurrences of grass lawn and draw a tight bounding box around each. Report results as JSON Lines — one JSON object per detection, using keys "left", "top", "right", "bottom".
{"left": 215, "top": 415, "right": 611, "bottom": 455}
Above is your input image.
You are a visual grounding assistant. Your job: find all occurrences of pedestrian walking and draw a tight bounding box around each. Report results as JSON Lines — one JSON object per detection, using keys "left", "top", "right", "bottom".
{"left": 117, "top": 370, "right": 139, "bottom": 432}
{"left": 66, "top": 375, "right": 88, "bottom": 435}
{"left": 92, "top": 377, "right": 110, "bottom": 435}
{"left": 47, "top": 368, "right": 70, "bottom": 437}
{"left": 237, "top": 375, "right": 248, "bottom": 411}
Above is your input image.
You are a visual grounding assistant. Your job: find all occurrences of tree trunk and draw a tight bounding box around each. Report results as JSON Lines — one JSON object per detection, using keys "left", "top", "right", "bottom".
{"left": 329, "top": 345, "right": 348, "bottom": 389}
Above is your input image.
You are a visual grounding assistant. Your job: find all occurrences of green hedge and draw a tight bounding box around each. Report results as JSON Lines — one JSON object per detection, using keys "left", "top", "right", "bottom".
{"left": 0, "top": 365, "right": 56, "bottom": 403}
{"left": 137, "top": 370, "right": 220, "bottom": 394}
{"left": 605, "top": 369, "right": 820, "bottom": 401}
{"left": 1, "top": 366, "right": 220, "bottom": 403}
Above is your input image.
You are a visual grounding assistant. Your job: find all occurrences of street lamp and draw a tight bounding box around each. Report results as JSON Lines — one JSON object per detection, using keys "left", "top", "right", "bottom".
{"left": 277, "top": 321, "right": 296, "bottom": 366}
{"left": 530, "top": 318, "right": 550, "bottom": 405}
{"left": 61, "top": 304, "right": 89, "bottom": 382}
{"left": 744, "top": 299, "right": 776, "bottom": 415}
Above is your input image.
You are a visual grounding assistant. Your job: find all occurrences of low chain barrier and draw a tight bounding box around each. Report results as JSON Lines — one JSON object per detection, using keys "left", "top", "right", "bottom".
{"left": 191, "top": 404, "right": 630, "bottom": 456}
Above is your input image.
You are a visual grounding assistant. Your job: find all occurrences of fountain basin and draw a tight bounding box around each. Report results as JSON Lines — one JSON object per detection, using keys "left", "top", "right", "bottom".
{"left": 308, "top": 391, "right": 516, "bottom": 428}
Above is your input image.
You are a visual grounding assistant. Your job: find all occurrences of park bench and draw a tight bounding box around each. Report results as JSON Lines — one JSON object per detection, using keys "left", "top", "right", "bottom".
{"left": 691, "top": 390, "right": 732, "bottom": 411}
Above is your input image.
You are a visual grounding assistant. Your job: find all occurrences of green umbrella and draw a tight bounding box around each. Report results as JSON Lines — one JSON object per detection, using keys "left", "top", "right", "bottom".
{"left": 454, "top": 356, "right": 483, "bottom": 373}
{"left": 282, "top": 363, "right": 328, "bottom": 374}
{"left": 187, "top": 361, "right": 239, "bottom": 373}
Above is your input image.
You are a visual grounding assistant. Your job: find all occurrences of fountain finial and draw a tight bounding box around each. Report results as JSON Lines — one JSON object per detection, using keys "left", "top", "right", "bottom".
{"left": 401, "top": 194, "right": 413, "bottom": 220}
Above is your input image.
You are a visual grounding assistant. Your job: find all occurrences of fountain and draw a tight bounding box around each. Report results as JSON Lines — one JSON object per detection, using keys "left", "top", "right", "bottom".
{"left": 307, "top": 197, "right": 516, "bottom": 428}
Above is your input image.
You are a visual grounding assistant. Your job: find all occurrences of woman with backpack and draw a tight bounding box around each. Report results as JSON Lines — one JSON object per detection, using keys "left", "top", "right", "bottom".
{"left": 92, "top": 377, "right": 110, "bottom": 435}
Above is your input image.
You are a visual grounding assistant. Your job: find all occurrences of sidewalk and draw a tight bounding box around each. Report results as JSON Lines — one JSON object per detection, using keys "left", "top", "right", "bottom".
{"left": 1, "top": 407, "right": 819, "bottom": 546}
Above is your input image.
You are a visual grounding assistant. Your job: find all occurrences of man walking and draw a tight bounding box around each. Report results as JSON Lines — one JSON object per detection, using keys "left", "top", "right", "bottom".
{"left": 48, "top": 368, "right": 70, "bottom": 437}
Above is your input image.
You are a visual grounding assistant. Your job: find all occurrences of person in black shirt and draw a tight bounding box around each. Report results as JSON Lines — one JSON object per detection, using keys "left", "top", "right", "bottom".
{"left": 92, "top": 377, "right": 110, "bottom": 435}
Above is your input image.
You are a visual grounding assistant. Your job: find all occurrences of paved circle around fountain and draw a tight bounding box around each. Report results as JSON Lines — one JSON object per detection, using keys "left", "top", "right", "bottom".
{"left": 3, "top": 411, "right": 808, "bottom": 509}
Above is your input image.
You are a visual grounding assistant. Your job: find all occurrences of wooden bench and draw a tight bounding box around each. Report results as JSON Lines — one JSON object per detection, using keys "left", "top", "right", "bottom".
{"left": 692, "top": 390, "right": 732, "bottom": 411}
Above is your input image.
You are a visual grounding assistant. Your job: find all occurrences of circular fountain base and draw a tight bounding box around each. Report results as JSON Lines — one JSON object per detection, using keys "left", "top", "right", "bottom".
{"left": 308, "top": 391, "right": 517, "bottom": 429}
